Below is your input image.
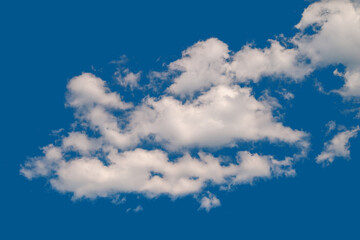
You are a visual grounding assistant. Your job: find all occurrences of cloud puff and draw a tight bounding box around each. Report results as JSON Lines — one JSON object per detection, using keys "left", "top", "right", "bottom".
{"left": 199, "top": 192, "right": 221, "bottom": 212}
{"left": 316, "top": 126, "right": 359, "bottom": 164}
{"left": 66, "top": 73, "right": 132, "bottom": 110}
{"left": 167, "top": 38, "right": 231, "bottom": 96}
{"left": 115, "top": 68, "right": 142, "bottom": 89}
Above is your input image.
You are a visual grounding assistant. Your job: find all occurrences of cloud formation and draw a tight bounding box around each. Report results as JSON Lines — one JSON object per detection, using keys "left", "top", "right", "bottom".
{"left": 156, "top": 0, "right": 360, "bottom": 98}
{"left": 21, "top": 0, "right": 360, "bottom": 210}
{"left": 164, "top": 38, "right": 312, "bottom": 97}
{"left": 21, "top": 70, "right": 304, "bottom": 204}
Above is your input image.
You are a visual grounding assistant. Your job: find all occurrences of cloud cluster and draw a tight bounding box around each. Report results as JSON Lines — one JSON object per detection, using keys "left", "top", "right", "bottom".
{"left": 21, "top": 0, "right": 360, "bottom": 210}
{"left": 158, "top": 0, "right": 360, "bottom": 98}
{"left": 21, "top": 72, "right": 301, "bottom": 200}
{"left": 165, "top": 38, "right": 312, "bottom": 97}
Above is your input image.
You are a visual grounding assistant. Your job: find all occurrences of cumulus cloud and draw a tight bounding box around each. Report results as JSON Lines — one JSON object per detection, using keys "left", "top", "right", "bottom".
{"left": 115, "top": 68, "right": 142, "bottom": 89}
{"left": 294, "top": 0, "right": 360, "bottom": 97}
{"left": 62, "top": 132, "right": 101, "bottom": 155}
{"left": 21, "top": 145, "right": 63, "bottom": 179}
{"left": 128, "top": 84, "right": 307, "bottom": 150}
{"left": 21, "top": 71, "right": 304, "bottom": 206}
{"left": 199, "top": 192, "right": 221, "bottom": 212}
{"left": 316, "top": 126, "right": 359, "bottom": 164}
{"left": 167, "top": 38, "right": 231, "bottom": 96}
{"left": 164, "top": 38, "right": 311, "bottom": 97}
{"left": 230, "top": 40, "right": 312, "bottom": 82}
{"left": 21, "top": 0, "right": 360, "bottom": 210}
{"left": 152, "top": 0, "right": 360, "bottom": 98}
{"left": 24, "top": 146, "right": 296, "bottom": 199}
{"left": 66, "top": 73, "right": 132, "bottom": 110}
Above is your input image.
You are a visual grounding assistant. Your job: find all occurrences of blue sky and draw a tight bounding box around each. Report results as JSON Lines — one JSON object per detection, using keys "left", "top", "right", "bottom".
{"left": 1, "top": 0, "right": 360, "bottom": 239}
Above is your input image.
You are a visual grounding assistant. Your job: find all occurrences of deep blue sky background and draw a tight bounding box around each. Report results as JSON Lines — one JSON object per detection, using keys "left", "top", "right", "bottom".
{"left": 1, "top": 0, "right": 359, "bottom": 239}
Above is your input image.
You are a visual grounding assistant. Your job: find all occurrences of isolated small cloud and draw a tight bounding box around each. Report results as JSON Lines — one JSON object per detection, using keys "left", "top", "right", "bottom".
{"left": 133, "top": 205, "right": 143, "bottom": 212}
{"left": 115, "top": 68, "right": 142, "bottom": 89}
{"left": 325, "top": 121, "right": 336, "bottom": 135}
{"left": 317, "top": 126, "right": 359, "bottom": 164}
{"left": 111, "top": 195, "right": 126, "bottom": 205}
{"left": 277, "top": 89, "right": 295, "bottom": 100}
{"left": 126, "top": 205, "right": 143, "bottom": 213}
{"left": 199, "top": 192, "right": 221, "bottom": 212}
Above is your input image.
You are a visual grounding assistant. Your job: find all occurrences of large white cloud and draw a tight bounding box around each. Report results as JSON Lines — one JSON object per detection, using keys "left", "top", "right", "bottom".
{"left": 21, "top": 72, "right": 305, "bottom": 205}
{"left": 157, "top": 0, "right": 360, "bottom": 98}
{"left": 230, "top": 40, "right": 312, "bottom": 82}
{"left": 128, "top": 84, "right": 307, "bottom": 150}
{"left": 59, "top": 73, "right": 308, "bottom": 152}
{"left": 21, "top": 0, "right": 360, "bottom": 210}
{"left": 22, "top": 145, "right": 295, "bottom": 199}
{"left": 294, "top": 0, "right": 360, "bottom": 97}
{"left": 164, "top": 38, "right": 312, "bottom": 97}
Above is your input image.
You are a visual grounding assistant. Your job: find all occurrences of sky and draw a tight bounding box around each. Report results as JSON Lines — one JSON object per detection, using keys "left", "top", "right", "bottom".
{"left": 1, "top": 0, "right": 360, "bottom": 239}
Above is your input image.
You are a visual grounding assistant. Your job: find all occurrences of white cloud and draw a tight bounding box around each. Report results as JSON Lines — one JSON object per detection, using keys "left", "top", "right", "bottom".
{"left": 294, "top": 0, "right": 360, "bottom": 97}
{"left": 150, "top": 0, "right": 360, "bottom": 99}
{"left": 277, "top": 89, "right": 295, "bottom": 100}
{"left": 126, "top": 205, "right": 143, "bottom": 213}
{"left": 167, "top": 38, "right": 231, "bottom": 97}
{"left": 230, "top": 40, "right": 312, "bottom": 82}
{"left": 128, "top": 84, "right": 307, "bottom": 150}
{"left": 66, "top": 73, "right": 132, "bottom": 110}
{"left": 22, "top": 0, "right": 360, "bottom": 209}
{"left": 111, "top": 195, "right": 126, "bottom": 205}
{"left": 20, "top": 145, "right": 63, "bottom": 179}
{"left": 325, "top": 121, "right": 337, "bottom": 135}
{"left": 21, "top": 63, "right": 307, "bottom": 207}
{"left": 294, "top": 0, "right": 360, "bottom": 68}
{"left": 336, "top": 70, "right": 360, "bottom": 97}
{"left": 61, "top": 73, "right": 308, "bottom": 152}
{"left": 163, "top": 38, "right": 311, "bottom": 97}
{"left": 33, "top": 148, "right": 294, "bottom": 199}
{"left": 62, "top": 132, "right": 101, "bottom": 155}
{"left": 199, "top": 192, "right": 221, "bottom": 212}
{"left": 115, "top": 68, "right": 142, "bottom": 89}
{"left": 133, "top": 205, "right": 143, "bottom": 212}
{"left": 316, "top": 126, "right": 359, "bottom": 164}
